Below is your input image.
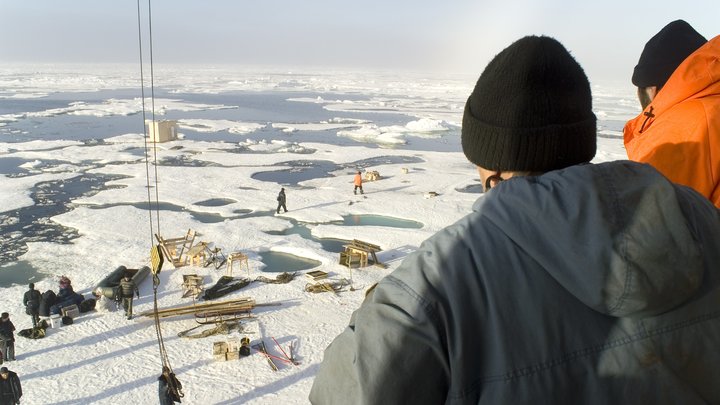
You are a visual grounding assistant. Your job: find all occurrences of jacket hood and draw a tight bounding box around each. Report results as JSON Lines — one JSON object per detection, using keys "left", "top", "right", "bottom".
{"left": 654, "top": 35, "right": 720, "bottom": 112}
{"left": 475, "top": 161, "right": 706, "bottom": 317}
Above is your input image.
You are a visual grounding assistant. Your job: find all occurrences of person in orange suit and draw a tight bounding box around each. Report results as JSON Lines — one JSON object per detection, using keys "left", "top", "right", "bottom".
{"left": 624, "top": 20, "right": 720, "bottom": 207}
{"left": 353, "top": 171, "right": 364, "bottom": 195}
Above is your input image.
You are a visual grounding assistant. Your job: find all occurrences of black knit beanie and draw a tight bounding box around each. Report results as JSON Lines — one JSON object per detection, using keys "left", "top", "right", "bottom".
{"left": 632, "top": 20, "right": 707, "bottom": 88}
{"left": 462, "top": 36, "right": 596, "bottom": 172}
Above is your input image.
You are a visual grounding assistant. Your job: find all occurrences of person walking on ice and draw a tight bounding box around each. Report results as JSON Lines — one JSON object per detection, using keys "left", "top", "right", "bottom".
{"left": 276, "top": 187, "right": 288, "bottom": 214}
{"left": 353, "top": 171, "right": 363, "bottom": 195}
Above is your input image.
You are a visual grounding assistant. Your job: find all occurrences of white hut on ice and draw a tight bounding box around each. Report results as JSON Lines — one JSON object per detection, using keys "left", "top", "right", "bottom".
{"left": 146, "top": 120, "right": 178, "bottom": 143}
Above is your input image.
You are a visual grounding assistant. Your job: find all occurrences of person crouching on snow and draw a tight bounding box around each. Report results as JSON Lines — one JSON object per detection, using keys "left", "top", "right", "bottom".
{"left": 159, "top": 366, "right": 183, "bottom": 405}
{"left": 310, "top": 35, "right": 720, "bottom": 404}
{"left": 119, "top": 274, "right": 139, "bottom": 320}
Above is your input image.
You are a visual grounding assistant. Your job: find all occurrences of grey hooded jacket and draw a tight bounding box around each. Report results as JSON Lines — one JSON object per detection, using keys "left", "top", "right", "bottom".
{"left": 310, "top": 161, "right": 720, "bottom": 404}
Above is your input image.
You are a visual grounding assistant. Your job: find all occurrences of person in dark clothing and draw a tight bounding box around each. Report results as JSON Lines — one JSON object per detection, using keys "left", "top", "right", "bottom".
{"left": 118, "top": 274, "right": 139, "bottom": 320}
{"left": 158, "top": 366, "right": 182, "bottom": 404}
{"left": 38, "top": 290, "right": 56, "bottom": 318}
{"left": 276, "top": 187, "right": 288, "bottom": 214}
{"left": 0, "top": 315, "right": 15, "bottom": 364}
{"left": 0, "top": 367, "right": 21, "bottom": 405}
{"left": 22, "top": 283, "right": 41, "bottom": 328}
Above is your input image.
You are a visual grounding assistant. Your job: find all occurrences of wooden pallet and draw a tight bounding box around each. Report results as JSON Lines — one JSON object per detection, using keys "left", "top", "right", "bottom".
{"left": 305, "top": 270, "right": 328, "bottom": 281}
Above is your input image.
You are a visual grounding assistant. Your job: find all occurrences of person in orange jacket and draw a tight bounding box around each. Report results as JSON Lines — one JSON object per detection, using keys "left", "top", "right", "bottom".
{"left": 353, "top": 171, "right": 363, "bottom": 195}
{"left": 624, "top": 20, "right": 720, "bottom": 207}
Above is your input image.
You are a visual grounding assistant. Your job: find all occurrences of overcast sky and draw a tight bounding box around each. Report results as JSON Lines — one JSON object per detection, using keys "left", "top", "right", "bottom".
{"left": 1, "top": 0, "right": 717, "bottom": 82}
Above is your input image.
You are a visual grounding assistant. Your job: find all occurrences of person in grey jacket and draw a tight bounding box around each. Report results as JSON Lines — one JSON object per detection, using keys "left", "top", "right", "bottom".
{"left": 118, "top": 274, "right": 139, "bottom": 320}
{"left": 310, "top": 36, "right": 720, "bottom": 404}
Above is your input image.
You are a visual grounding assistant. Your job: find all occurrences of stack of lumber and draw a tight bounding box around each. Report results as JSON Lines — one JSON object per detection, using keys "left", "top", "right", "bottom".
{"left": 138, "top": 297, "right": 256, "bottom": 319}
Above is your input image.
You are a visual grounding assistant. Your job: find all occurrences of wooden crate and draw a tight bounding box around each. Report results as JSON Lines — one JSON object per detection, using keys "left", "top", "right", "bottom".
{"left": 181, "top": 274, "right": 204, "bottom": 298}
{"left": 226, "top": 338, "right": 241, "bottom": 353}
{"left": 213, "top": 341, "right": 228, "bottom": 355}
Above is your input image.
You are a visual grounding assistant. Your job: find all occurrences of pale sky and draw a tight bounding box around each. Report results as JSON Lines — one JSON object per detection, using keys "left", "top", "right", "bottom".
{"left": 0, "top": 0, "right": 717, "bottom": 82}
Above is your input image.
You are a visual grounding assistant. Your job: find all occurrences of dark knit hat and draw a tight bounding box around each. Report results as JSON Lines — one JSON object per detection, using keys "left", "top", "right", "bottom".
{"left": 29, "top": 282, "right": 34, "bottom": 289}
{"left": 632, "top": 20, "right": 707, "bottom": 88}
{"left": 0, "top": 367, "right": 8, "bottom": 373}
{"left": 462, "top": 36, "right": 596, "bottom": 172}
{"left": 1, "top": 312, "right": 8, "bottom": 319}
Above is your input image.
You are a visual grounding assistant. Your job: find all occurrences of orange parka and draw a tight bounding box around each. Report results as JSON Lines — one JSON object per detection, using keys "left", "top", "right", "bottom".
{"left": 624, "top": 35, "right": 720, "bottom": 207}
